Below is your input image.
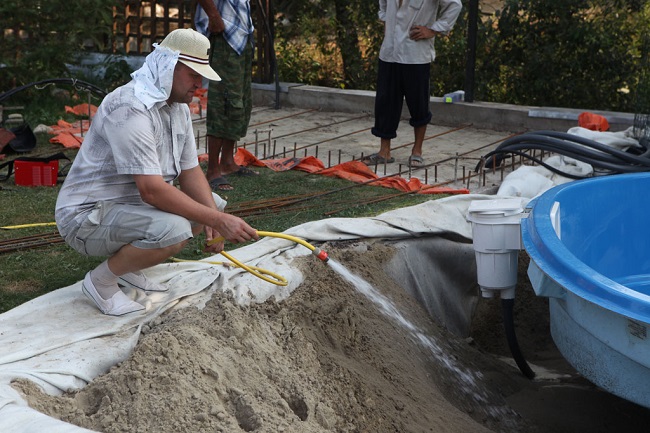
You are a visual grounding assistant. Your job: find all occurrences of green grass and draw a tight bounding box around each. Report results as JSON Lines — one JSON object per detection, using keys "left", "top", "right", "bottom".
{"left": 0, "top": 137, "right": 442, "bottom": 314}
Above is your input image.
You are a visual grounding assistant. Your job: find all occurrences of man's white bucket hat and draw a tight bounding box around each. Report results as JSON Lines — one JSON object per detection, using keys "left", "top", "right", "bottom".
{"left": 160, "top": 28, "right": 221, "bottom": 81}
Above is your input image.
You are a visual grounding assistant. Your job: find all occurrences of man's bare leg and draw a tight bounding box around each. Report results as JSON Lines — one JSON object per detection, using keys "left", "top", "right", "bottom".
{"left": 213, "top": 137, "right": 238, "bottom": 175}
{"left": 362, "top": 137, "right": 392, "bottom": 165}
{"left": 409, "top": 124, "right": 427, "bottom": 167}
{"left": 378, "top": 137, "right": 392, "bottom": 160}
{"left": 412, "top": 124, "right": 426, "bottom": 158}
{"left": 107, "top": 242, "right": 188, "bottom": 278}
{"left": 206, "top": 136, "right": 235, "bottom": 190}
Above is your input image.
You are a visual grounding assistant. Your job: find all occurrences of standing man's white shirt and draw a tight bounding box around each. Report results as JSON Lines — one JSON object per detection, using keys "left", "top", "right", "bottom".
{"left": 378, "top": 0, "right": 462, "bottom": 64}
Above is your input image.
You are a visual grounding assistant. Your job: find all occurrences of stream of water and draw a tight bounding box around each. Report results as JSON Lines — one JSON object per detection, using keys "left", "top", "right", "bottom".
{"left": 326, "top": 258, "right": 516, "bottom": 423}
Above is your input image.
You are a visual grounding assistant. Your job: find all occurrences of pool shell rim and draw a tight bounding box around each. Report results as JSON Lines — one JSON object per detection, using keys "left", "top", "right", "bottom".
{"left": 521, "top": 172, "right": 650, "bottom": 325}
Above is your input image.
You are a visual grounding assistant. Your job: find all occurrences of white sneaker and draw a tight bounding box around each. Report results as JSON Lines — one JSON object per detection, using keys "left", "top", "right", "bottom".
{"left": 82, "top": 272, "right": 145, "bottom": 316}
{"left": 118, "top": 271, "right": 169, "bottom": 292}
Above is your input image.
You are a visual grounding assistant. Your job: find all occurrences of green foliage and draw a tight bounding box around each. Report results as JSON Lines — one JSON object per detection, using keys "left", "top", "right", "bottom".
{"left": 274, "top": 0, "right": 344, "bottom": 87}
{"left": 273, "top": 0, "right": 650, "bottom": 112}
{"left": 275, "top": 38, "right": 344, "bottom": 87}
{"left": 99, "top": 56, "right": 135, "bottom": 91}
{"left": 0, "top": 0, "right": 119, "bottom": 92}
{"left": 275, "top": 0, "right": 381, "bottom": 89}
{"left": 476, "top": 0, "right": 644, "bottom": 112}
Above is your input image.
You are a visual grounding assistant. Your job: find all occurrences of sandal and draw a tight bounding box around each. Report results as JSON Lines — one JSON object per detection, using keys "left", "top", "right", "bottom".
{"left": 408, "top": 155, "right": 424, "bottom": 168}
{"left": 209, "top": 176, "right": 233, "bottom": 191}
{"left": 361, "top": 153, "right": 395, "bottom": 165}
{"left": 228, "top": 165, "right": 259, "bottom": 177}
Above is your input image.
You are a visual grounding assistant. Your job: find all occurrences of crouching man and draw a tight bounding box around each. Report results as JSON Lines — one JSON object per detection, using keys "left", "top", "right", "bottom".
{"left": 55, "top": 28, "right": 258, "bottom": 316}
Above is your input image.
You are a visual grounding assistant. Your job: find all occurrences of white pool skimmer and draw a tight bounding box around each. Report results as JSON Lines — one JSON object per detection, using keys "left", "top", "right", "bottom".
{"left": 467, "top": 198, "right": 527, "bottom": 299}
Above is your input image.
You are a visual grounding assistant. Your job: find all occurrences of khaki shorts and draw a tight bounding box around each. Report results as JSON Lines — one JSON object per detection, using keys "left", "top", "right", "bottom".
{"left": 206, "top": 34, "right": 253, "bottom": 141}
{"left": 62, "top": 201, "right": 193, "bottom": 257}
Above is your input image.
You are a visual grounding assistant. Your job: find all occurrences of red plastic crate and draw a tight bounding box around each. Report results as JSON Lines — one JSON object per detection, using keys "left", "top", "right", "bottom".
{"left": 14, "top": 160, "right": 59, "bottom": 187}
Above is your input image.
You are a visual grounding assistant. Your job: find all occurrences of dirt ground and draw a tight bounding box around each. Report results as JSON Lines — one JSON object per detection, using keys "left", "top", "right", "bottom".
{"left": 14, "top": 242, "right": 650, "bottom": 432}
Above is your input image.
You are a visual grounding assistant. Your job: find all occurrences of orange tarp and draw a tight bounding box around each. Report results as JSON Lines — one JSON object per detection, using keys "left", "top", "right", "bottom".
{"left": 65, "top": 103, "right": 97, "bottom": 118}
{"left": 199, "top": 148, "right": 469, "bottom": 195}
{"left": 49, "top": 119, "right": 88, "bottom": 149}
{"left": 318, "top": 161, "right": 468, "bottom": 195}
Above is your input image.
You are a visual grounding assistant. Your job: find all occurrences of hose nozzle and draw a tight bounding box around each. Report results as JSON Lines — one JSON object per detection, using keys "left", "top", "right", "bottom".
{"left": 312, "top": 247, "right": 329, "bottom": 262}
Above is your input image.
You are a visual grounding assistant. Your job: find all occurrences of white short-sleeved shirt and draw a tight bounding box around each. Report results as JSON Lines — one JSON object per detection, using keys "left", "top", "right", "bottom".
{"left": 378, "top": 0, "right": 462, "bottom": 64}
{"left": 55, "top": 81, "right": 198, "bottom": 233}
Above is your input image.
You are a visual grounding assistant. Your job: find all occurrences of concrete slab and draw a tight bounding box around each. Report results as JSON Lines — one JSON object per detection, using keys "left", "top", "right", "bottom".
{"left": 192, "top": 84, "right": 636, "bottom": 193}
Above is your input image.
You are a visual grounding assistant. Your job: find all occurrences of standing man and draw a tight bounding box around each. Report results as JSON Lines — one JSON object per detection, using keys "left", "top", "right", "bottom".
{"left": 196, "top": 0, "right": 257, "bottom": 192}
{"left": 55, "top": 29, "right": 258, "bottom": 316}
{"left": 362, "top": 0, "right": 462, "bottom": 168}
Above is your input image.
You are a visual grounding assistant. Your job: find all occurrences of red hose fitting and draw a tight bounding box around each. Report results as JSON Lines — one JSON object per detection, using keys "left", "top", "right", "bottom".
{"left": 312, "top": 247, "right": 329, "bottom": 262}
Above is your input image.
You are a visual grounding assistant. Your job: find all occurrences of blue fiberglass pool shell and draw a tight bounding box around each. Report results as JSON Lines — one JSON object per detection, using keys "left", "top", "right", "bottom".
{"left": 521, "top": 172, "right": 650, "bottom": 408}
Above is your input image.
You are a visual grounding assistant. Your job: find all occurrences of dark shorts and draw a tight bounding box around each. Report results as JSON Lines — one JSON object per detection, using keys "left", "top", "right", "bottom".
{"left": 372, "top": 60, "right": 432, "bottom": 139}
{"left": 206, "top": 34, "right": 253, "bottom": 141}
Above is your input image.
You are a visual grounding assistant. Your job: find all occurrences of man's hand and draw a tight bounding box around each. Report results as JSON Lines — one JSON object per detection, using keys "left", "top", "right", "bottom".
{"left": 204, "top": 226, "right": 225, "bottom": 253}
{"left": 409, "top": 26, "right": 439, "bottom": 41}
{"left": 213, "top": 213, "right": 259, "bottom": 244}
{"left": 209, "top": 14, "right": 226, "bottom": 34}
{"left": 197, "top": 0, "right": 225, "bottom": 34}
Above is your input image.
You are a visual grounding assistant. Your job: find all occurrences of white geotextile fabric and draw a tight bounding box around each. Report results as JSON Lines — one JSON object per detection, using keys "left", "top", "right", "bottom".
{"left": 0, "top": 193, "right": 512, "bottom": 432}
{"left": 567, "top": 126, "right": 641, "bottom": 152}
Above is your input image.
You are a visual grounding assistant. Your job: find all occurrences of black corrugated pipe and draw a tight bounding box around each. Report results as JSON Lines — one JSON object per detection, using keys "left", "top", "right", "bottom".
{"left": 502, "top": 298, "right": 536, "bottom": 379}
{"left": 477, "top": 130, "right": 650, "bottom": 178}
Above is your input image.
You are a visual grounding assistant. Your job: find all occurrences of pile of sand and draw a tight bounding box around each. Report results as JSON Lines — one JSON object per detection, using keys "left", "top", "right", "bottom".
{"left": 14, "top": 242, "right": 650, "bottom": 432}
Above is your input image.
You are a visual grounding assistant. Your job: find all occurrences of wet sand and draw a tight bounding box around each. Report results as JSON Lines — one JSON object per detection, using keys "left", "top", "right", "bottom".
{"left": 15, "top": 243, "right": 650, "bottom": 432}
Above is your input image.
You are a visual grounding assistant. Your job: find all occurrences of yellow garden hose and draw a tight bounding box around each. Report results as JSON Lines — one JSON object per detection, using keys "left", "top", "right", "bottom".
{"left": 174, "top": 230, "right": 329, "bottom": 286}
{"left": 172, "top": 253, "right": 290, "bottom": 286}
{"left": 1, "top": 222, "right": 58, "bottom": 229}
{"left": 240, "top": 231, "right": 329, "bottom": 262}
{"left": 2, "top": 223, "right": 328, "bottom": 287}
